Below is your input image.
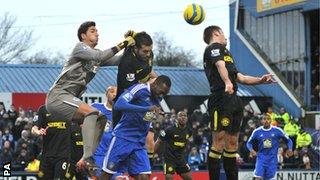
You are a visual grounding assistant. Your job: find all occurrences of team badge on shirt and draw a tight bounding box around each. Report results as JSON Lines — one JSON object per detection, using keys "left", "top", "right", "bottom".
{"left": 263, "top": 139, "right": 272, "bottom": 148}
{"left": 221, "top": 117, "right": 230, "bottom": 127}
{"left": 160, "top": 130, "right": 166, "bottom": 137}
{"left": 211, "top": 49, "right": 220, "bottom": 57}
{"left": 126, "top": 73, "right": 135, "bottom": 81}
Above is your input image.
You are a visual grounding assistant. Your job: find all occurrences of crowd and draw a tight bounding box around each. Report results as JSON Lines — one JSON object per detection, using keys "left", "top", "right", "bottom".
{"left": 0, "top": 102, "right": 41, "bottom": 172}
{"left": 0, "top": 101, "right": 319, "bottom": 172}
{"left": 151, "top": 105, "right": 320, "bottom": 171}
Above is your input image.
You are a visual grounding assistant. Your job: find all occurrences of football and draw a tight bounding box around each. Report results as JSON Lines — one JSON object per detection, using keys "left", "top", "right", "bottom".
{"left": 183, "top": 3, "right": 206, "bottom": 25}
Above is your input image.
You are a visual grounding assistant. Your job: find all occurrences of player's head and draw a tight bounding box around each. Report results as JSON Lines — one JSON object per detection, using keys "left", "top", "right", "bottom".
{"left": 133, "top": 32, "right": 153, "bottom": 62}
{"left": 105, "top": 86, "right": 117, "bottom": 105}
{"left": 151, "top": 75, "right": 171, "bottom": 99}
{"left": 77, "top": 21, "right": 99, "bottom": 48}
{"left": 261, "top": 113, "right": 271, "bottom": 128}
{"left": 203, "top": 25, "right": 227, "bottom": 46}
{"left": 177, "top": 110, "right": 187, "bottom": 127}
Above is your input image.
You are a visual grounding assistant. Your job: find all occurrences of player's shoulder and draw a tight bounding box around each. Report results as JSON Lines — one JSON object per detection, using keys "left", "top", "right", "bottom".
{"left": 129, "top": 83, "right": 150, "bottom": 94}
{"left": 206, "top": 42, "right": 225, "bottom": 51}
{"left": 272, "top": 126, "right": 285, "bottom": 133}
{"left": 120, "top": 49, "right": 135, "bottom": 62}
{"left": 252, "top": 126, "right": 263, "bottom": 133}
{"left": 37, "top": 105, "right": 48, "bottom": 115}
{"left": 205, "top": 43, "right": 225, "bottom": 58}
{"left": 91, "top": 102, "right": 103, "bottom": 108}
{"left": 74, "top": 42, "right": 90, "bottom": 50}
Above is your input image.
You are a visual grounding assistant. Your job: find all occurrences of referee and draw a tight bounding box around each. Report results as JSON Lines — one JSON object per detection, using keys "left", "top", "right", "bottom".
{"left": 203, "top": 25, "right": 276, "bottom": 180}
{"left": 31, "top": 105, "right": 71, "bottom": 179}
{"left": 154, "top": 111, "right": 193, "bottom": 180}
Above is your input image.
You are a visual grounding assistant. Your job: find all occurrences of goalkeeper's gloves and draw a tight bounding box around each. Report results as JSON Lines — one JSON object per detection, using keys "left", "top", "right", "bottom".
{"left": 116, "top": 36, "right": 135, "bottom": 50}
{"left": 124, "top": 30, "right": 137, "bottom": 38}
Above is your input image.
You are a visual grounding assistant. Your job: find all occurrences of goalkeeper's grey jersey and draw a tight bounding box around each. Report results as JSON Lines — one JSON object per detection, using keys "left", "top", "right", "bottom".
{"left": 49, "top": 42, "right": 115, "bottom": 97}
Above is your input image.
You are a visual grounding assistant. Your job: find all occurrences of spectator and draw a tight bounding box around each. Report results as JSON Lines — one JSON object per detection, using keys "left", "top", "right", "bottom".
{"left": 193, "top": 128, "right": 204, "bottom": 147}
{"left": 284, "top": 148, "right": 301, "bottom": 168}
{"left": 0, "top": 103, "right": 6, "bottom": 131}
{"left": 0, "top": 140, "right": 14, "bottom": 163}
{"left": 13, "top": 110, "right": 29, "bottom": 141}
{"left": 15, "top": 110, "right": 29, "bottom": 126}
{"left": 13, "top": 149, "right": 30, "bottom": 171}
{"left": 7, "top": 104, "right": 18, "bottom": 127}
{"left": 277, "top": 147, "right": 284, "bottom": 169}
{"left": 302, "top": 150, "right": 311, "bottom": 170}
{"left": 296, "top": 128, "right": 312, "bottom": 150}
{"left": 266, "top": 106, "right": 278, "bottom": 126}
{"left": 26, "top": 108, "right": 34, "bottom": 119}
{"left": 199, "top": 137, "right": 209, "bottom": 164}
{"left": 191, "top": 121, "right": 199, "bottom": 133}
{"left": 246, "top": 119, "right": 257, "bottom": 136}
{"left": 24, "top": 156, "right": 40, "bottom": 173}
{"left": 169, "top": 113, "right": 177, "bottom": 125}
{"left": 189, "top": 109, "right": 202, "bottom": 126}
{"left": 15, "top": 130, "right": 33, "bottom": 156}
{"left": 163, "top": 114, "right": 173, "bottom": 128}
{"left": 2, "top": 127, "right": 14, "bottom": 147}
{"left": 188, "top": 147, "right": 201, "bottom": 171}
{"left": 241, "top": 105, "right": 254, "bottom": 132}
{"left": 0, "top": 102, "right": 6, "bottom": 118}
{"left": 278, "top": 107, "right": 290, "bottom": 125}
{"left": 0, "top": 130, "right": 2, "bottom": 150}
{"left": 2, "top": 113, "right": 11, "bottom": 129}
{"left": 284, "top": 119, "right": 300, "bottom": 150}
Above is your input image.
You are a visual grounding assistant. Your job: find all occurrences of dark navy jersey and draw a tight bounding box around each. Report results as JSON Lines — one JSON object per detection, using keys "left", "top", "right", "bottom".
{"left": 113, "top": 83, "right": 159, "bottom": 144}
{"left": 70, "top": 122, "right": 83, "bottom": 163}
{"left": 203, "top": 43, "right": 239, "bottom": 93}
{"left": 116, "top": 48, "right": 153, "bottom": 100}
{"left": 159, "top": 124, "right": 192, "bottom": 161}
{"left": 35, "top": 105, "right": 70, "bottom": 158}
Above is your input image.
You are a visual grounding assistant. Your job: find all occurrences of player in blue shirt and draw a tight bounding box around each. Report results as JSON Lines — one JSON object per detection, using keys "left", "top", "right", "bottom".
{"left": 91, "top": 86, "right": 127, "bottom": 179}
{"left": 246, "top": 114, "right": 293, "bottom": 180}
{"left": 100, "top": 75, "right": 171, "bottom": 180}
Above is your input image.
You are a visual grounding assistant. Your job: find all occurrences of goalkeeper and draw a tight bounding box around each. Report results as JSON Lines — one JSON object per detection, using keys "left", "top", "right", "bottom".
{"left": 99, "top": 75, "right": 171, "bottom": 180}
{"left": 45, "top": 21, "right": 135, "bottom": 176}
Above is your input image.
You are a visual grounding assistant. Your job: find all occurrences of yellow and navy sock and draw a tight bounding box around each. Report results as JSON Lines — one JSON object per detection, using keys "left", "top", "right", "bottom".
{"left": 208, "top": 147, "right": 222, "bottom": 180}
{"left": 223, "top": 149, "right": 238, "bottom": 180}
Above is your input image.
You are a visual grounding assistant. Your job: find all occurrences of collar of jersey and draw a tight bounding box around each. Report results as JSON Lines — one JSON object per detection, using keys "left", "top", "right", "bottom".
{"left": 262, "top": 126, "right": 272, "bottom": 131}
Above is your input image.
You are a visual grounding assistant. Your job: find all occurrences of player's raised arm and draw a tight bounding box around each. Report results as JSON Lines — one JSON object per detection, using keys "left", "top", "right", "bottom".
{"left": 237, "top": 73, "right": 277, "bottom": 85}
{"left": 72, "top": 36, "right": 135, "bottom": 65}
{"left": 72, "top": 21, "right": 135, "bottom": 65}
{"left": 114, "top": 87, "right": 156, "bottom": 112}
